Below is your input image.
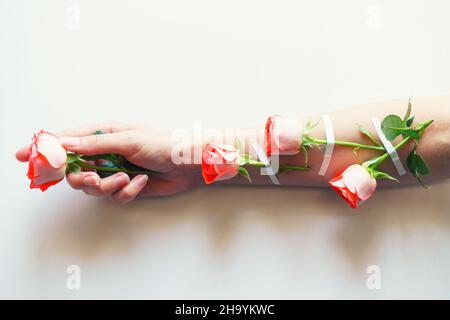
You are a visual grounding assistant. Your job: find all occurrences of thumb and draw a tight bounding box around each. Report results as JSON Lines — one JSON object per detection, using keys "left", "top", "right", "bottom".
{"left": 60, "top": 132, "right": 140, "bottom": 156}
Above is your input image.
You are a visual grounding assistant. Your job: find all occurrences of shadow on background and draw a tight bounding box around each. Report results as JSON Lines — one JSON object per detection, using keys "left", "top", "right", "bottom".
{"left": 32, "top": 179, "right": 450, "bottom": 273}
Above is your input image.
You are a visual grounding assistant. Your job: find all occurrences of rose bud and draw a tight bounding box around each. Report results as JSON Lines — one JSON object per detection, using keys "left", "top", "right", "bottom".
{"left": 328, "top": 164, "right": 377, "bottom": 208}
{"left": 202, "top": 143, "right": 240, "bottom": 184}
{"left": 27, "top": 130, "right": 68, "bottom": 191}
{"left": 265, "top": 115, "right": 303, "bottom": 156}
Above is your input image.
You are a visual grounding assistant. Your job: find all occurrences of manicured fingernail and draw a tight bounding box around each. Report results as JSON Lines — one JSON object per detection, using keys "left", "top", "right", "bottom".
{"left": 60, "top": 136, "right": 80, "bottom": 147}
{"left": 83, "top": 176, "right": 100, "bottom": 187}
{"left": 133, "top": 175, "right": 148, "bottom": 187}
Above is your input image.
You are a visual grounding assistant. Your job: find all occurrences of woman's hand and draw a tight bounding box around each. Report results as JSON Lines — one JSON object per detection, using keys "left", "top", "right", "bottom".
{"left": 16, "top": 122, "right": 201, "bottom": 203}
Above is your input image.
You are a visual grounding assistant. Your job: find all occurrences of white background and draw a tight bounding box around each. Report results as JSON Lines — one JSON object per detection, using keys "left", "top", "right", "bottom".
{"left": 1, "top": 0, "right": 449, "bottom": 299}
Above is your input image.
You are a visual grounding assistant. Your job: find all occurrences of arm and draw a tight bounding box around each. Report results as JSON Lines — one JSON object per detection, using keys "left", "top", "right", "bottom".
{"left": 16, "top": 96, "right": 450, "bottom": 203}
{"left": 224, "top": 95, "right": 450, "bottom": 187}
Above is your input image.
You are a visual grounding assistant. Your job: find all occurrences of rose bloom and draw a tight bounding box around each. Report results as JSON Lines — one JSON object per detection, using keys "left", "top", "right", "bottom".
{"left": 27, "top": 130, "right": 67, "bottom": 191}
{"left": 265, "top": 115, "right": 303, "bottom": 156}
{"left": 202, "top": 144, "right": 240, "bottom": 184}
{"left": 328, "top": 164, "right": 377, "bottom": 208}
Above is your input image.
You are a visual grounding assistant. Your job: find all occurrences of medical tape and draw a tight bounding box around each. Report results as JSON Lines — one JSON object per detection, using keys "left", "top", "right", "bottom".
{"left": 252, "top": 142, "right": 280, "bottom": 185}
{"left": 371, "top": 117, "right": 406, "bottom": 176}
{"left": 318, "top": 114, "right": 335, "bottom": 176}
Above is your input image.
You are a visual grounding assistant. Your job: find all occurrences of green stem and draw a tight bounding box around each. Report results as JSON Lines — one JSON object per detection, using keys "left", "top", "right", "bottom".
{"left": 310, "top": 137, "right": 385, "bottom": 151}
{"left": 278, "top": 164, "right": 310, "bottom": 171}
{"left": 74, "top": 160, "right": 152, "bottom": 175}
{"left": 247, "top": 159, "right": 267, "bottom": 167}
{"left": 247, "top": 159, "right": 309, "bottom": 171}
{"left": 371, "top": 136, "right": 412, "bottom": 169}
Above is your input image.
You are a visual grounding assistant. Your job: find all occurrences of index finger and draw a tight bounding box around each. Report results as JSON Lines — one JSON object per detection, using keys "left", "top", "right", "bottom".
{"left": 16, "top": 121, "right": 135, "bottom": 162}
{"left": 55, "top": 121, "right": 134, "bottom": 137}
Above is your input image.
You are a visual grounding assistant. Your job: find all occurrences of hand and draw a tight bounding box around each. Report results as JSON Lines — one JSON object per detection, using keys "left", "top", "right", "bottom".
{"left": 16, "top": 121, "right": 201, "bottom": 203}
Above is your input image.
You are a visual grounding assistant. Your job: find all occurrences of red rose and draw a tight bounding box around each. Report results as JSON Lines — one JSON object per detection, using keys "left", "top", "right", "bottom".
{"left": 265, "top": 115, "right": 303, "bottom": 156}
{"left": 27, "top": 130, "right": 67, "bottom": 191}
{"left": 201, "top": 144, "right": 240, "bottom": 184}
{"left": 328, "top": 164, "right": 377, "bottom": 208}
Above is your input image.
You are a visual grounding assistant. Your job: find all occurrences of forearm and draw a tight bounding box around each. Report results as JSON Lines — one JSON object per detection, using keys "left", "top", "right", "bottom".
{"left": 203, "top": 96, "right": 450, "bottom": 187}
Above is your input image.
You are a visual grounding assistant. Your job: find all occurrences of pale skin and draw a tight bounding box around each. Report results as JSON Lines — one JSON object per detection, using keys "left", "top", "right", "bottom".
{"left": 16, "top": 96, "right": 450, "bottom": 203}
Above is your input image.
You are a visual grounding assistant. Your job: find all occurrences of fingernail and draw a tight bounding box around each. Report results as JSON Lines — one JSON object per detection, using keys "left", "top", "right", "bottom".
{"left": 83, "top": 176, "right": 100, "bottom": 187}
{"left": 133, "top": 175, "right": 148, "bottom": 187}
{"left": 60, "top": 136, "right": 80, "bottom": 147}
{"left": 114, "top": 172, "right": 129, "bottom": 184}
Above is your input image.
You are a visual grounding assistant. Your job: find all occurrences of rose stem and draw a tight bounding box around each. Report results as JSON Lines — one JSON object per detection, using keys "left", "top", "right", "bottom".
{"left": 74, "top": 160, "right": 152, "bottom": 175}
{"left": 308, "top": 138, "right": 384, "bottom": 151}
{"left": 247, "top": 159, "right": 310, "bottom": 171}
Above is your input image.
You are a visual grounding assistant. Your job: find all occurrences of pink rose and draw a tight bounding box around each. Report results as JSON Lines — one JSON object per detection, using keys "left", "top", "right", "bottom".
{"left": 202, "top": 144, "right": 240, "bottom": 184}
{"left": 328, "top": 164, "right": 377, "bottom": 208}
{"left": 265, "top": 115, "right": 303, "bottom": 156}
{"left": 27, "top": 130, "right": 67, "bottom": 191}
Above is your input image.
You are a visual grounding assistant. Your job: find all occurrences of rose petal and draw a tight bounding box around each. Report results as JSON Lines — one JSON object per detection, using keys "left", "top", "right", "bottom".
{"left": 32, "top": 154, "right": 66, "bottom": 186}
{"left": 36, "top": 132, "right": 67, "bottom": 168}
{"left": 201, "top": 143, "right": 240, "bottom": 184}
{"left": 342, "top": 164, "right": 376, "bottom": 201}
{"left": 214, "top": 145, "right": 239, "bottom": 163}
{"left": 273, "top": 117, "right": 302, "bottom": 153}
{"left": 329, "top": 177, "right": 345, "bottom": 188}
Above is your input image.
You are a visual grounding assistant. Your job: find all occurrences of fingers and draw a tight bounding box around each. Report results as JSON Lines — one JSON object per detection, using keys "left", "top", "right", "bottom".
{"left": 66, "top": 171, "right": 99, "bottom": 190}
{"left": 55, "top": 121, "right": 133, "bottom": 138}
{"left": 16, "top": 121, "right": 134, "bottom": 162}
{"left": 67, "top": 172, "right": 130, "bottom": 196}
{"left": 112, "top": 174, "right": 148, "bottom": 204}
{"left": 67, "top": 172, "right": 147, "bottom": 203}
{"left": 60, "top": 131, "right": 141, "bottom": 156}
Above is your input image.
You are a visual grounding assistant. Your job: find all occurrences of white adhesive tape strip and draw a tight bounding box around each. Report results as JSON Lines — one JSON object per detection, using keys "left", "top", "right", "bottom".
{"left": 318, "top": 114, "right": 335, "bottom": 176}
{"left": 371, "top": 117, "right": 406, "bottom": 176}
{"left": 252, "top": 142, "right": 280, "bottom": 185}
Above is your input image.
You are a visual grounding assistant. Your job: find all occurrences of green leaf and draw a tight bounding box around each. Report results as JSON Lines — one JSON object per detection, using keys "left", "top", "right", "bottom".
{"left": 93, "top": 130, "right": 105, "bottom": 135}
{"left": 238, "top": 167, "right": 252, "bottom": 182}
{"left": 96, "top": 160, "right": 123, "bottom": 178}
{"left": 67, "top": 153, "right": 81, "bottom": 164}
{"left": 357, "top": 124, "right": 381, "bottom": 146}
{"left": 403, "top": 97, "right": 413, "bottom": 122}
{"left": 416, "top": 175, "right": 429, "bottom": 189}
{"left": 414, "top": 154, "right": 430, "bottom": 176}
{"left": 66, "top": 162, "right": 81, "bottom": 174}
{"left": 407, "top": 148, "right": 430, "bottom": 176}
{"left": 407, "top": 149, "right": 417, "bottom": 173}
{"left": 406, "top": 115, "right": 415, "bottom": 127}
{"left": 381, "top": 115, "right": 406, "bottom": 141}
{"left": 407, "top": 147, "right": 431, "bottom": 188}
{"left": 81, "top": 153, "right": 121, "bottom": 163}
